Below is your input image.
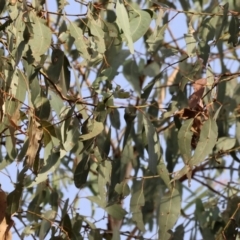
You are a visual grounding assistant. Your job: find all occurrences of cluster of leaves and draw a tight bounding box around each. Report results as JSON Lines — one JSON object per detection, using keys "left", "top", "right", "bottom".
{"left": 0, "top": 0, "right": 240, "bottom": 239}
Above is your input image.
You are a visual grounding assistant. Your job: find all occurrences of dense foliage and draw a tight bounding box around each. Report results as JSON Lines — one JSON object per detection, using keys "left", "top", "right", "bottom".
{"left": 0, "top": 0, "right": 240, "bottom": 239}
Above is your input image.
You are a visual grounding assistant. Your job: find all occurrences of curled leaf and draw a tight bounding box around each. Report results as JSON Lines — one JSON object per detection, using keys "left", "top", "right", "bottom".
{"left": 26, "top": 119, "right": 43, "bottom": 168}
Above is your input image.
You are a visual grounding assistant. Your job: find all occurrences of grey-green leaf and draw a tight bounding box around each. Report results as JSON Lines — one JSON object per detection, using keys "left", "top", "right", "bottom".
{"left": 189, "top": 118, "right": 218, "bottom": 167}
{"left": 158, "top": 188, "right": 181, "bottom": 239}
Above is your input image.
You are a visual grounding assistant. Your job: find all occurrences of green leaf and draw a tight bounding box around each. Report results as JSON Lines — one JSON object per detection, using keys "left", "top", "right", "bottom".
{"left": 130, "top": 10, "right": 152, "bottom": 42}
{"left": 143, "top": 114, "right": 162, "bottom": 174}
{"left": 98, "top": 160, "right": 112, "bottom": 202}
{"left": 8, "top": 3, "right": 18, "bottom": 20}
{"left": 123, "top": 106, "right": 136, "bottom": 149}
{"left": 146, "top": 24, "right": 167, "bottom": 53}
{"left": 79, "top": 120, "right": 104, "bottom": 141}
{"left": 158, "top": 188, "right": 181, "bottom": 239}
{"left": 143, "top": 62, "right": 160, "bottom": 77}
{"left": 110, "top": 108, "right": 121, "bottom": 129}
{"left": 26, "top": 150, "right": 61, "bottom": 188}
{"left": 39, "top": 220, "right": 51, "bottom": 239}
{"left": 215, "top": 137, "right": 236, "bottom": 151}
{"left": 69, "top": 21, "right": 90, "bottom": 60}
{"left": 74, "top": 154, "right": 90, "bottom": 188}
{"left": 16, "top": 69, "right": 29, "bottom": 104}
{"left": 184, "top": 33, "right": 196, "bottom": 57}
{"left": 157, "top": 162, "right": 171, "bottom": 190}
{"left": 47, "top": 49, "right": 71, "bottom": 96}
{"left": 62, "top": 213, "right": 72, "bottom": 239}
{"left": 116, "top": 0, "right": 134, "bottom": 54}
{"left": 215, "top": 3, "right": 228, "bottom": 45}
{"left": 178, "top": 119, "right": 194, "bottom": 163}
{"left": 49, "top": 90, "right": 64, "bottom": 118}
{"left": 28, "top": 12, "right": 52, "bottom": 61}
{"left": 123, "top": 59, "right": 141, "bottom": 96}
{"left": 130, "top": 180, "right": 145, "bottom": 232}
{"left": 87, "top": 15, "right": 104, "bottom": 38}
{"left": 115, "top": 181, "right": 130, "bottom": 197}
{"left": 34, "top": 95, "right": 51, "bottom": 120}
{"left": 105, "top": 204, "right": 127, "bottom": 220}
{"left": 6, "top": 184, "right": 23, "bottom": 216}
{"left": 228, "top": 16, "right": 239, "bottom": 47}
{"left": 189, "top": 117, "right": 218, "bottom": 167}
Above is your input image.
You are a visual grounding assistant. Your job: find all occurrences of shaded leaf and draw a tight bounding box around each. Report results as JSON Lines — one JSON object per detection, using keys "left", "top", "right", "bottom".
{"left": 62, "top": 213, "right": 72, "bottom": 239}
{"left": 26, "top": 150, "right": 61, "bottom": 188}
{"left": 228, "top": 16, "right": 239, "bottom": 47}
{"left": 74, "top": 155, "right": 90, "bottom": 188}
{"left": 123, "top": 59, "right": 141, "bottom": 96}
{"left": 215, "top": 3, "right": 228, "bottom": 45}
{"left": 143, "top": 114, "right": 161, "bottom": 174}
{"left": 6, "top": 184, "right": 23, "bottom": 217}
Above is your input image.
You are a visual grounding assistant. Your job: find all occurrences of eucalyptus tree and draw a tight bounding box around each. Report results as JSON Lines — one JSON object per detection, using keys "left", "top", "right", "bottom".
{"left": 0, "top": 0, "right": 240, "bottom": 239}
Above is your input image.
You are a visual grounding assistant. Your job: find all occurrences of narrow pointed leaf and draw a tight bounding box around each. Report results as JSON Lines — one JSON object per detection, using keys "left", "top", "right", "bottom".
{"left": 116, "top": 0, "right": 134, "bottom": 53}
{"left": 189, "top": 118, "right": 218, "bottom": 167}
{"left": 143, "top": 115, "right": 161, "bottom": 174}
{"left": 178, "top": 119, "right": 194, "bottom": 163}
{"left": 69, "top": 21, "right": 90, "bottom": 60}
{"left": 130, "top": 180, "right": 145, "bottom": 232}
{"left": 74, "top": 155, "right": 90, "bottom": 188}
{"left": 158, "top": 188, "right": 181, "bottom": 239}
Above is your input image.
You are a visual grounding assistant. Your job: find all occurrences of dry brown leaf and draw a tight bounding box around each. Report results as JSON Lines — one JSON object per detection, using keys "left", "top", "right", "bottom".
{"left": 188, "top": 78, "right": 207, "bottom": 109}
{"left": 192, "top": 78, "right": 207, "bottom": 92}
{"left": 26, "top": 119, "right": 43, "bottom": 168}
{"left": 188, "top": 88, "right": 205, "bottom": 109}
{"left": 0, "top": 187, "right": 12, "bottom": 240}
{"left": 0, "top": 187, "right": 7, "bottom": 224}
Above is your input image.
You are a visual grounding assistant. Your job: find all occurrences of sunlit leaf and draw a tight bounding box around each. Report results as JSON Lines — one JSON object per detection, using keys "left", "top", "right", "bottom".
{"left": 130, "top": 180, "right": 145, "bottom": 232}
{"left": 189, "top": 117, "right": 218, "bottom": 167}
{"left": 79, "top": 120, "right": 103, "bottom": 141}
{"left": 215, "top": 137, "right": 236, "bottom": 151}
{"left": 158, "top": 188, "right": 181, "bottom": 239}
{"left": 26, "top": 118, "right": 43, "bottom": 168}
{"left": 98, "top": 160, "right": 111, "bottom": 203}
{"left": 105, "top": 204, "right": 127, "bottom": 220}
{"left": 130, "top": 9, "right": 152, "bottom": 42}
{"left": 69, "top": 21, "right": 90, "bottom": 60}
{"left": 178, "top": 119, "right": 194, "bottom": 163}
{"left": 28, "top": 12, "right": 52, "bottom": 61}
{"left": 115, "top": 181, "right": 130, "bottom": 197}
{"left": 184, "top": 33, "right": 196, "bottom": 57}
{"left": 116, "top": 0, "right": 134, "bottom": 54}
